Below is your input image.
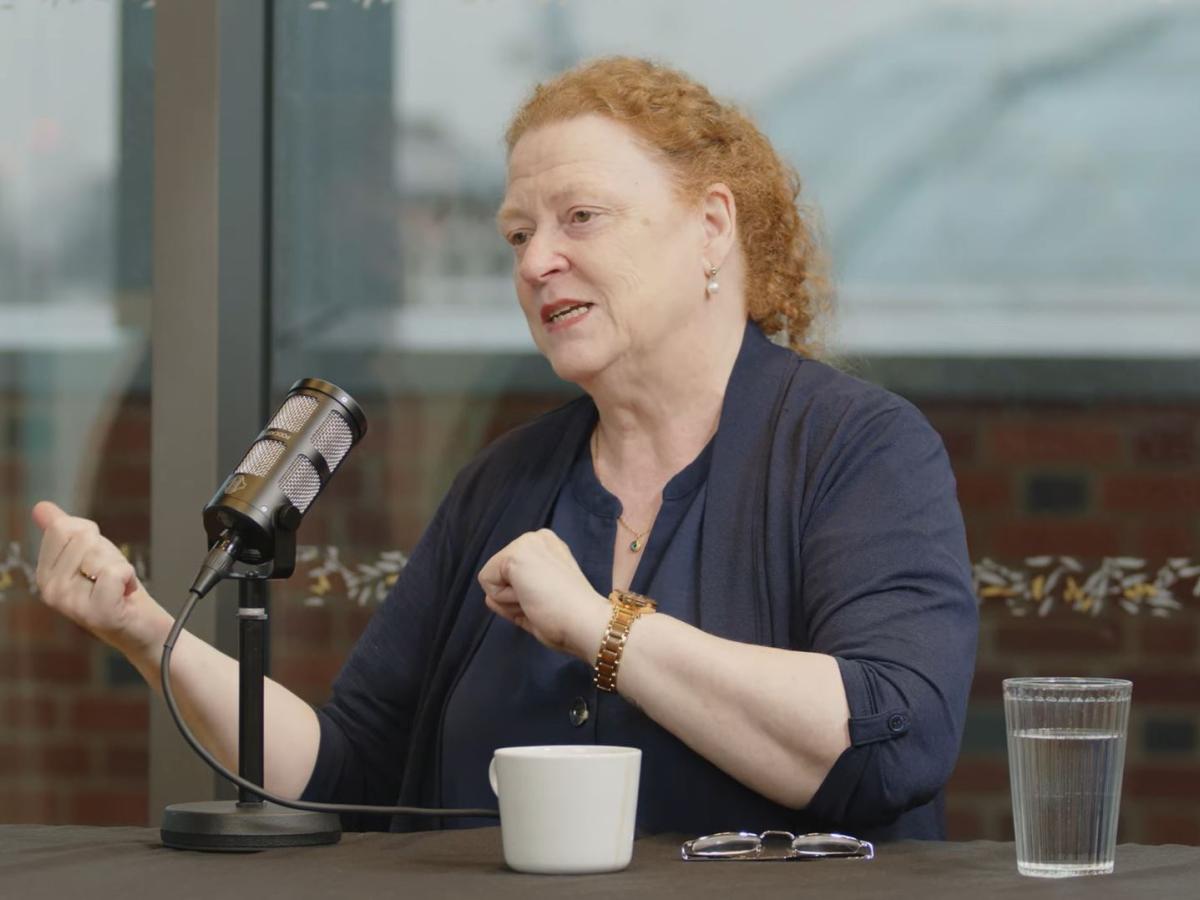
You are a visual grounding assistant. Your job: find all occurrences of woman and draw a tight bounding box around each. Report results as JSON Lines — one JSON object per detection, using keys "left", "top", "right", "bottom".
{"left": 32, "top": 57, "right": 977, "bottom": 840}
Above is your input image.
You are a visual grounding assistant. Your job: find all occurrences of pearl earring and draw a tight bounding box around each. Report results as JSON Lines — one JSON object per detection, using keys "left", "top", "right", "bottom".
{"left": 705, "top": 264, "right": 721, "bottom": 296}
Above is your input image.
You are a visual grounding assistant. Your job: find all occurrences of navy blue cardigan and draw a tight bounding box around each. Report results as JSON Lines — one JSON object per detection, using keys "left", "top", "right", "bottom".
{"left": 302, "top": 322, "right": 979, "bottom": 840}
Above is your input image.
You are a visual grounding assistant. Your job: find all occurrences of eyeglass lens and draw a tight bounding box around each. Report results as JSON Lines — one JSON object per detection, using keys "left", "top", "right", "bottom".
{"left": 790, "top": 833, "right": 871, "bottom": 857}
{"left": 687, "top": 832, "right": 763, "bottom": 856}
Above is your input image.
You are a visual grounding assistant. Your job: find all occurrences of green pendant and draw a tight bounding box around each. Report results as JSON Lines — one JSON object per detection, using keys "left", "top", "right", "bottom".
{"left": 629, "top": 538, "right": 642, "bottom": 552}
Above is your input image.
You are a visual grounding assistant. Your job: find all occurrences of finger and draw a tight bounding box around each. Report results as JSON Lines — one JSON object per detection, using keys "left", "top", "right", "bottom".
{"left": 96, "top": 545, "right": 139, "bottom": 598}
{"left": 34, "top": 507, "right": 73, "bottom": 587}
{"left": 477, "top": 552, "right": 510, "bottom": 597}
{"left": 79, "top": 547, "right": 137, "bottom": 598}
{"left": 484, "top": 593, "right": 520, "bottom": 626}
{"left": 38, "top": 517, "right": 97, "bottom": 591}
{"left": 78, "top": 548, "right": 103, "bottom": 586}
{"left": 484, "top": 586, "right": 520, "bottom": 612}
{"left": 92, "top": 566, "right": 132, "bottom": 616}
{"left": 49, "top": 523, "right": 99, "bottom": 594}
{"left": 31, "top": 500, "right": 68, "bottom": 532}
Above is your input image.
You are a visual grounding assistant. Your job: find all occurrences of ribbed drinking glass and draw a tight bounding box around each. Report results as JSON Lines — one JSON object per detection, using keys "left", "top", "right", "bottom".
{"left": 1003, "top": 677, "right": 1132, "bottom": 878}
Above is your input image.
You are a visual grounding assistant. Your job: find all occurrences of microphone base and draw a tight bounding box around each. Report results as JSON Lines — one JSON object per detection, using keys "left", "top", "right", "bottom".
{"left": 160, "top": 800, "right": 342, "bottom": 852}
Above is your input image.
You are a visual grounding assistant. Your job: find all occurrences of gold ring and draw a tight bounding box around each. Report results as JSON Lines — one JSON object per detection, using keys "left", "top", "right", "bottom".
{"left": 78, "top": 567, "right": 99, "bottom": 583}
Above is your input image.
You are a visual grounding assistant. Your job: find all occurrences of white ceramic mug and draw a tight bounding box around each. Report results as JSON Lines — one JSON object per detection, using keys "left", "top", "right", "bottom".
{"left": 488, "top": 745, "right": 642, "bottom": 875}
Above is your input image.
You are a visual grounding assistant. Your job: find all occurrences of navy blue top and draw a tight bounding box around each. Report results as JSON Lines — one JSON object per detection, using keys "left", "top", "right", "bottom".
{"left": 440, "top": 436, "right": 712, "bottom": 830}
{"left": 300, "top": 322, "right": 979, "bottom": 841}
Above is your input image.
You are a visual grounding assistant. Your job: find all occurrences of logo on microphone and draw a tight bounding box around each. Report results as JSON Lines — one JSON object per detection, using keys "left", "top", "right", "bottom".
{"left": 227, "top": 474, "right": 248, "bottom": 495}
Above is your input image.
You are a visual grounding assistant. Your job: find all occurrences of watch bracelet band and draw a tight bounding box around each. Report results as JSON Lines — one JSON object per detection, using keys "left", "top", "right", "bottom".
{"left": 594, "top": 590, "right": 655, "bottom": 693}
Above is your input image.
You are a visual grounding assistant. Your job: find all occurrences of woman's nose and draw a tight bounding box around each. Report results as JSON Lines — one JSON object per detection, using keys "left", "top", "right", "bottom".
{"left": 517, "top": 229, "right": 568, "bottom": 285}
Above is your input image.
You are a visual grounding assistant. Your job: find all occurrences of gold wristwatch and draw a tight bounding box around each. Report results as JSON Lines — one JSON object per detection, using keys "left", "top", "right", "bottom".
{"left": 594, "top": 589, "right": 657, "bottom": 693}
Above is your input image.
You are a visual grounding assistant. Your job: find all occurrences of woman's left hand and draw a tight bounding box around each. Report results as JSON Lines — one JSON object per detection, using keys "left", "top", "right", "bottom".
{"left": 478, "top": 529, "right": 610, "bottom": 660}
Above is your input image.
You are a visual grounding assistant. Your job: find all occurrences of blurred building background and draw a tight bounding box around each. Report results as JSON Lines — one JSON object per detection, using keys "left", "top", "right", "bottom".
{"left": 1, "top": 0, "right": 1197, "bottom": 840}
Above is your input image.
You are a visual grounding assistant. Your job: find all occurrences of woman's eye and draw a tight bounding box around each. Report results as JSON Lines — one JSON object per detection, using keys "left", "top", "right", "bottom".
{"left": 508, "top": 231, "right": 530, "bottom": 247}
{"left": 570, "top": 209, "right": 595, "bottom": 224}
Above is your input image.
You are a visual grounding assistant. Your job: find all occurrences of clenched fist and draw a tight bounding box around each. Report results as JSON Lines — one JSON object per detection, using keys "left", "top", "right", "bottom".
{"left": 478, "top": 528, "right": 610, "bottom": 661}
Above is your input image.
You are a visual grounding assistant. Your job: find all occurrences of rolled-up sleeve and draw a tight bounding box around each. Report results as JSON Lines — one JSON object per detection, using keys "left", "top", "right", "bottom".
{"left": 798, "top": 400, "right": 978, "bottom": 828}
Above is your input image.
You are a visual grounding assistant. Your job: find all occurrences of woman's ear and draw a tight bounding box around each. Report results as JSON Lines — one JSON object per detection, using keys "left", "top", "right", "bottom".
{"left": 700, "top": 182, "right": 737, "bottom": 270}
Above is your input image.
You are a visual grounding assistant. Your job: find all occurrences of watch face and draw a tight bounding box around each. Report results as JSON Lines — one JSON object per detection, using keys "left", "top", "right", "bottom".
{"left": 613, "top": 589, "right": 657, "bottom": 611}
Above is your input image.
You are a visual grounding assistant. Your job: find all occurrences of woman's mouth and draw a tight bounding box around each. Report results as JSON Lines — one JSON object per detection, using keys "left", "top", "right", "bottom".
{"left": 542, "top": 301, "right": 593, "bottom": 331}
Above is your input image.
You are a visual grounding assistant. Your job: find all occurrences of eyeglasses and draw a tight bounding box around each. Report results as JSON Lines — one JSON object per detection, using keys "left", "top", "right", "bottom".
{"left": 681, "top": 830, "right": 874, "bottom": 862}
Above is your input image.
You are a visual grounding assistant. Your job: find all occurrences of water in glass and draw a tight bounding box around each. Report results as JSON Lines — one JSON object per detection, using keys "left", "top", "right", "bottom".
{"left": 1004, "top": 678, "right": 1131, "bottom": 878}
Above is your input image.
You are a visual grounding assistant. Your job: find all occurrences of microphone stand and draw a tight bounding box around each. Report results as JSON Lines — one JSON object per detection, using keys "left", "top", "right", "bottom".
{"left": 156, "top": 387, "right": 494, "bottom": 848}
{"left": 159, "top": 579, "right": 342, "bottom": 851}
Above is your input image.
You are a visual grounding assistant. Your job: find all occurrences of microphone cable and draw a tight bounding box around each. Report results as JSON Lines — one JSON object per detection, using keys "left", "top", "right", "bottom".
{"left": 161, "top": 589, "right": 500, "bottom": 820}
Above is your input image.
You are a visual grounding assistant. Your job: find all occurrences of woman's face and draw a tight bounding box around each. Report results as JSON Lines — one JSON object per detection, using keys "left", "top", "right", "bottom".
{"left": 497, "top": 115, "right": 708, "bottom": 384}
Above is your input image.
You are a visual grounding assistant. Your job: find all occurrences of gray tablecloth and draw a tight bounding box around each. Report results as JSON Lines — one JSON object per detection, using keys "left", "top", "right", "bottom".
{"left": 2, "top": 825, "right": 1197, "bottom": 899}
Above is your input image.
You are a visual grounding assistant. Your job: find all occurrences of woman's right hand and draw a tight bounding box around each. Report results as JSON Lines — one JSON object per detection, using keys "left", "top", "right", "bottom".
{"left": 32, "top": 502, "right": 321, "bottom": 794}
{"left": 31, "top": 500, "right": 170, "bottom": 658}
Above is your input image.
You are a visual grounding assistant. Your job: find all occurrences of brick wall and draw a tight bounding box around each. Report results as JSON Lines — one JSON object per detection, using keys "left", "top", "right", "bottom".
{"left": 0, "top": 590, "right": 150, "bottom": 825}
{"left": 2, "top": 389, "right": 1197, "bottom": 839}
{"left": 923, "top": 401, "right": 1200, "bottom": 842}
{"left": 946, "top": 606, "right": 1200, "bottom": 843}
{"left": 0, "top": 391, "right": 152, "bottom": 825}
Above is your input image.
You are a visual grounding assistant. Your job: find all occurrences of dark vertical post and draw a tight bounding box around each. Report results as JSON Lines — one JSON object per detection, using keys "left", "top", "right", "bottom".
{"left": 236, "top": 583, "right": 268, "bottom": 805}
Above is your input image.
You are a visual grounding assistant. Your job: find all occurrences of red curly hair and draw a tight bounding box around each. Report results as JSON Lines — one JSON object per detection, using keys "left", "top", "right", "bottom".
{"left": 505, "top": 56, "right": 832, "bottom": 357}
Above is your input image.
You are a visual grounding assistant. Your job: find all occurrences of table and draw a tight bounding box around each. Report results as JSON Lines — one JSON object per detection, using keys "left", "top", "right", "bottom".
{"left": 2, "top": 825, "right": 1197, "bottom": 899}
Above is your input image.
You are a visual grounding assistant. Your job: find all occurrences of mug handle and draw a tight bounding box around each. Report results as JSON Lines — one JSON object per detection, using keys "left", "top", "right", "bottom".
{"left": 488, "top": 757, "right": 499, "bottom": 798}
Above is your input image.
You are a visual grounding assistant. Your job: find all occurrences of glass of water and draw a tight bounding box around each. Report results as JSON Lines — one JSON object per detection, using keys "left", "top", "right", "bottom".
{"left": 1003, "top": 677, "right": 1132, "bottom": 878}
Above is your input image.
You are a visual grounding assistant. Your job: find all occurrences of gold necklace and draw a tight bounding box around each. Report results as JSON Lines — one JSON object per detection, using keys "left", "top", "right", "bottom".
{"left": 592, "top": 428, "right": 651, "bottom": 553}
{"left": 617, "top": 515, "right": 650, "bottom": 553}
